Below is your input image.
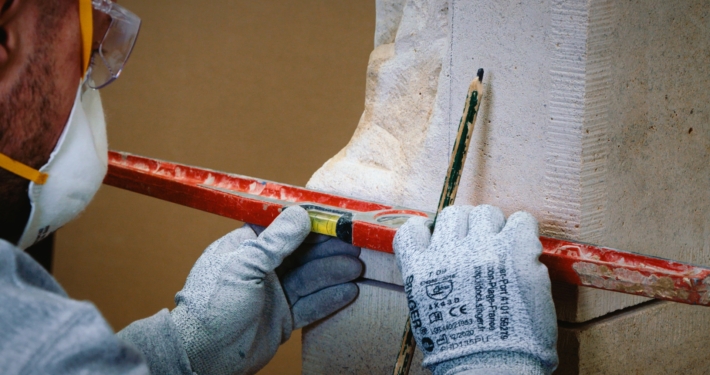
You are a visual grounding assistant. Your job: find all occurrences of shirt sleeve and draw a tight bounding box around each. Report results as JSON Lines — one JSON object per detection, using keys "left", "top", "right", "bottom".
{"left": 30, "top": 303, "right": 152, "bottom": 375}
{"left": 117, "top": 309, "right": 194, "bottom": 375}
{"left": 0, "top": 240, "right": 150, "bottom": 375}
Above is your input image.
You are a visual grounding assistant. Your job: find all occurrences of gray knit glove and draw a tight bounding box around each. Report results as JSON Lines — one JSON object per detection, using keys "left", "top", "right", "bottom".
{"left": 246, "top": 222, "right": 363, "bottom": 329}
{"left": 171, "top": 206, "right": 362, "bottom": 375}
{"left": 393, "top": 205, "right": 558, "bottom": 375}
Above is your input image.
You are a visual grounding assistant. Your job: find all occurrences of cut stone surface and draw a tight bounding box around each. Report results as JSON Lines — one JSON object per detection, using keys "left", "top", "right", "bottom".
{"left": 556, "top": 301, "right": 710, "bottom": 375}
{"left": 304, "top": 0, "right": 710, "bottom": 373}
{"left": 303, "top": 287, "right": 710, "bottom": 374}
{"left": 308, "top": 0, "right": 710, "bottom": 322}
{"left": 302, "top": 281, "right": 428, "bottom": 375}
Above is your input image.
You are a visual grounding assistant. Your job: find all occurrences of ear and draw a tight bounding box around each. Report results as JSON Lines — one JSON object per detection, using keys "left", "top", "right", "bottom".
{"left": 0, "top": 0, "right": 18, "bottom": 68}
{"left": 0, "top": 0, "right": 15, "bottom": 16}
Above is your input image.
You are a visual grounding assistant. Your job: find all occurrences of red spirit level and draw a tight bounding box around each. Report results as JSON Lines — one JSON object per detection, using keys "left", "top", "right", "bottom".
{"left": 104, "top": 150, "right": 710, "bottom": 307}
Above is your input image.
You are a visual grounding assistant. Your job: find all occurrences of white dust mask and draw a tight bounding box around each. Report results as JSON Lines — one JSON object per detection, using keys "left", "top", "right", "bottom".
{"left": 17, "top": 83, "right": 108, "bottom": 249}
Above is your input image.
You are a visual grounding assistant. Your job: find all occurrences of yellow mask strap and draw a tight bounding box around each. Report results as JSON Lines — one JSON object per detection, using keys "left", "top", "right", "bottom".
{"left": 79, "top": 0, "right": 93, "bottom": 76}
{"left": 0, "top": 153, "right": 48, "bottom": 185}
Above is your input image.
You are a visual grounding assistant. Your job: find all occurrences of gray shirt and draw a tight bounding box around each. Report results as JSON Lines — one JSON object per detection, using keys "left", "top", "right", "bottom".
{"left": 0, "top": 239, "right": 193, "bottom": 374}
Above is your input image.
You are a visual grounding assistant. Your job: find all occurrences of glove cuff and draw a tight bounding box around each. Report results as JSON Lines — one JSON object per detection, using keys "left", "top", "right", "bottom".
{"left": 117, "top": 308, "right": 194, "bottom": 375}
{"left": 430, "top": 351, "right": 550, "bottom": 375}
{"left": 170, "top": 305, "right": 219, "bottom": 374}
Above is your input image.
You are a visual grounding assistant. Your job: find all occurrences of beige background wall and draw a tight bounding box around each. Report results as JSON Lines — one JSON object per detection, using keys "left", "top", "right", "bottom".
{"left": 53, "top": 1, "right": 374, "bottom": 373}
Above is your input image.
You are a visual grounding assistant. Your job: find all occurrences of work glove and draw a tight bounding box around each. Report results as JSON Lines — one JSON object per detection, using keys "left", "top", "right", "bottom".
{"left": 170, "top": 206, "right": 362, "bottom": 375}
{"left": 393, "top": 205, "right": 558, "bottom": 375}
{"left": 246, "top": 222, "right": 363, "bottom": 329}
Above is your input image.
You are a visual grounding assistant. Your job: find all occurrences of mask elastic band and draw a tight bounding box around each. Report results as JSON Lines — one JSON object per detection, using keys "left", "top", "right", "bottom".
{"left": 79, "top": 0, "right": 93, "bottom": 76}
{"left": 0, "top": 153, "right": 48, "bottom": 185}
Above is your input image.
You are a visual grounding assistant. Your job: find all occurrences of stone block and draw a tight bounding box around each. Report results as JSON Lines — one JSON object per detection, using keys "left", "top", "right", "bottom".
{"left": 308, "top": 0, "right": 710, "bottom": 322}
{"left": 304, "top": 283, "right": 710, "bottom": 374}
{"left": 556, "top": 301, "right": 710, "bottom": 374}
{"left": 303, "top": 0, "right": 710, "bottom": 373}
{"left": 302, "top": 281, "right": 428, "bottom": 375}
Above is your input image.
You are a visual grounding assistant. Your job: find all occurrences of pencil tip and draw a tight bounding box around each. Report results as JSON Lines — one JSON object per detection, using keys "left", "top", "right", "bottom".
{"left": 477, "top": 68, "right": 484, "bottom": 82}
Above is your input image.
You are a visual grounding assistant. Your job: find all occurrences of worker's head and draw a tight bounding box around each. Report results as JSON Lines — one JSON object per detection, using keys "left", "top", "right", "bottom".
{"left": 0, "top": 0, "right": 139, "bottom": 247}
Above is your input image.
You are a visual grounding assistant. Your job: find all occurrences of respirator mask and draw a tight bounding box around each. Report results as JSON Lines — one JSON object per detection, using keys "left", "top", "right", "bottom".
{"left": 0, "top": 0, "right": 140, "bottom": 249}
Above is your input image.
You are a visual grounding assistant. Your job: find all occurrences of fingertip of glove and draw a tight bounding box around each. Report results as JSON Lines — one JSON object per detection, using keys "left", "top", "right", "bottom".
{"left": 472, "top": 204, "right": 505, "bottom": 218}
{"left": 270, "top": 206, "right": 311, "bottom": 240}
{"left": 282, "top": 256, "right": 363, "bottom": 305}
{"left": 394, "top": 216, "right": 432, "bottom": 253}
{"left": 285, "top": 239, "right": 361, "bottom": 268}
{"left": 282, "top": 205, "right": 311, "bottom": 228}
{"left": 431, "top": 206, "right": 475, "bottom": 243}
{"left": 400, "top": 215, "right": 432, "bottom": 231}
{"left": 292, "top": 283, "right": 359, "bottom": 329}
{"left": 242, "top": 206, "right": 311, "bottom": 264}
{"left": 341, "top": 282, "right": 360, "bottom": 302}
{"left": 468, "top": 204, "right": 506, "bottom": 234}
{"left": 438, "top": 205, "right": 474, "bottom": 224}
{"left": 341, "top": 255, "right": 365, "bottom": 280}
{"left": 504, "top": 211, "right": 544, "bottom": 261}
{"left": 504, "top": 211, "right": 539, "bottom": 236}
{"left": 329, "top": 282, "right": 360, "bottom": 310}
{"left": 317, "top": 238, "right": 362, "bottom": 258}
{"left": 319, "top": 255, "right": 365, "bottom": 283}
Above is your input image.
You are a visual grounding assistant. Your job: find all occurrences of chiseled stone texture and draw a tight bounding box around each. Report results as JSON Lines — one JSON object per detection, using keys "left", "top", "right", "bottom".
{"left": 307, "top": 0, "right": 451, "bottom": 212}
{"left": 305, "top": 0, "right": 710, "bottom": 373}
{"left": 308, "top": 0, "right": 710, "bottom": 322}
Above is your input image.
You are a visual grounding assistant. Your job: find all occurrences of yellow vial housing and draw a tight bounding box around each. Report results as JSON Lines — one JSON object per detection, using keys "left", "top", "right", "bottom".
{"left": 307, "top": 210, "right": 341, "bottom": 237}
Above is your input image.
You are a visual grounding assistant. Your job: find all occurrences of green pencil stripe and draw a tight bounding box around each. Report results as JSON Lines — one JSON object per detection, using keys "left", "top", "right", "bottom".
{"left": 436, "top": 90, "right": 479, "bottom": 215}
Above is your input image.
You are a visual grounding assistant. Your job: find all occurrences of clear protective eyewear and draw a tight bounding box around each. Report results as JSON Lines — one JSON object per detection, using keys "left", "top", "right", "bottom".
{"left": 86, "top": 0, "right": 141, "bottom": 89}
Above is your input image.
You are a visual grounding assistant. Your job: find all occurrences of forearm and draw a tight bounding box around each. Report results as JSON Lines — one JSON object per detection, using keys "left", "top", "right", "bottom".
{"left": 117, "top": 309, "right": 194, "bottom": 375}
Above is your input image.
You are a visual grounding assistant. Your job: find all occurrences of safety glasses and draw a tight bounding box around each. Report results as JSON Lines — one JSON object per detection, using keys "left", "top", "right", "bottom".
{"left": 87, "top": 0, "right": 141, "bottom": 89}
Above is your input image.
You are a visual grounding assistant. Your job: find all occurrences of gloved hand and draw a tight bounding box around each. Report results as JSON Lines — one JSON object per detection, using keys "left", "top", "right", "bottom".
{"left": 393, "top": 205, "right": 558, "bottom": 375}
{"left": 246, "top": 222, "right": 363, "bottom": 329}
{"left": 170, "top": 206, "right": 362, "bottom": 375}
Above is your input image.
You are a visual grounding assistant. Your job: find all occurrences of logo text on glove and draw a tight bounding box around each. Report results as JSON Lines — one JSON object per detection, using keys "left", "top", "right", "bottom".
{"left": 426, "top": 281, "right": 453, "bottom": 300}
{"left": 404, "top": 275, "right": 423, "bottom": 332}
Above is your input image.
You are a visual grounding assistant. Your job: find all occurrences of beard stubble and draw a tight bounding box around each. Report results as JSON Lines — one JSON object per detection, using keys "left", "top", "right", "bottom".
{"left": 0, "top": 1, "right": 68, "bottom": 244}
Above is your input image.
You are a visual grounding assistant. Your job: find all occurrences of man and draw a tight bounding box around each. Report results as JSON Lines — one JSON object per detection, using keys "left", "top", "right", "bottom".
{"left": 0, "top": 1, "right": 557, "bottom": 374}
